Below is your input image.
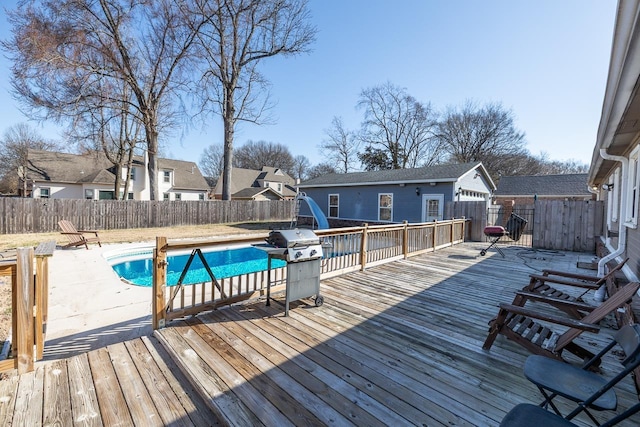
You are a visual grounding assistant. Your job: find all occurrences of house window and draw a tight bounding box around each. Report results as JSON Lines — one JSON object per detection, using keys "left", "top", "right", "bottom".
{"left": 626, "top": 148, "right": 640, "bottom": 227}
{"left": 378, "top": 193, "right": 393, "bottom": 221}
{"left": 163, "top": 193, "right": 170, "bottom": 201}
{"left": 128, "top": 192, "right": 134, "bottom": 200}
{"left": 328, "top": 194, "right": 339, "bottom": 218}
{"left": 175, "top": 193, "right": 182, "bottom": 201}
{"left": 40, "top": 187, "right": 50, "bottom": 198}
{"left": 84, "top": 189, "right": 94, "bottom": 200}
{"left": 163, "top": 171, "right": 171, "bottom": 183}
{"left": 199, "top": 193, "right": 205, "bottom": 201}
{"left": 277, "top": 183, "right": 283, "bottom": 193}
{"left": 129, "top": 167, "right": 136, "bottom": 181}
{"left": 98, "top": 190, "right": 115, "bottom": 200}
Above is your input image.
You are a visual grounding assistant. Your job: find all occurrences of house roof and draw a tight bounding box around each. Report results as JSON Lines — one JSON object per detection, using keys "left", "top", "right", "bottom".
{"left": 298, "top": 162, "right": 494, "bottom": 189}
{"left": 26, "top": 149, "right": 209, "bottom": 190}
{"left": 213, "top": 167, "right": 297, "bottom": 197}
{"left": 26, "top": 150, "right": 116, "bottom": 184}
{"left": 158, "top": 157, "right": 209, "bottom": 190}
{"left": 232, "top": 187, "right": 282, "bottom": 199}
{"left": 494, "top": 174, "right": 591, "bottom": 197}
{"left": 257, "top": 167, "right": 293, "bottom": 183}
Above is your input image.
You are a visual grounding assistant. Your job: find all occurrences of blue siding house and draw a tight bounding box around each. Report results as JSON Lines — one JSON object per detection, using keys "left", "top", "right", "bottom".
{"left": 297, "top": 162, "right": 495, "bottom": 224}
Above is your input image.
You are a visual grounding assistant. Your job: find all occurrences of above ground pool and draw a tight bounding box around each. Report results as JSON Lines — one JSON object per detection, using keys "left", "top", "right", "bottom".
{"left": 107, "top": 245, "right": 286, "bottom": 287}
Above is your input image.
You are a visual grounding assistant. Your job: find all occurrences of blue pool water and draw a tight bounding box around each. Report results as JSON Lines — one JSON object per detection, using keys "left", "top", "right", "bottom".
{"left": 110, "top": 246, "right": 286, "bottom": 287}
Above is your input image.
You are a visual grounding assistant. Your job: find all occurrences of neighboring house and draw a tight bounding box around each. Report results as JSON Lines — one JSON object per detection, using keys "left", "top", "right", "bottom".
{"left": 212, "top": 166, "right": 296, "bottom": 200}
{"left": 297, "top": 162, "right": 495, "bottom": 224}
{"left": 493, "top": 174, "right": 595, "bottom": 206}
{"left": 588, "top": 0, "right": 640, "bottom": 281}
{"left": 23, "top": 149, "right": 209, "bottom": 201}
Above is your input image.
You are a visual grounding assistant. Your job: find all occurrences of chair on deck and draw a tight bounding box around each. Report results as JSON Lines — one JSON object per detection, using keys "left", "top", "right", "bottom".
{"left": 514, "top": 258, "right": 628, "bottom": 319}
{"left": 500, "top": 324, "right": 640, "bottom": 426}
{"left": 500, "top": 402, "right": 640, "bottom": 427}
{"left": 58, "top": 220, "right": 102, "bottom": 250}
{"left": 482, "top": 282, "right": 640, "bottom": 364}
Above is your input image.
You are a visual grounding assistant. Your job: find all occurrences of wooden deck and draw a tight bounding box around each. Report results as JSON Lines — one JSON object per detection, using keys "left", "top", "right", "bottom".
{"left": 1, "top": 242, "right": 639, "bottom": 426}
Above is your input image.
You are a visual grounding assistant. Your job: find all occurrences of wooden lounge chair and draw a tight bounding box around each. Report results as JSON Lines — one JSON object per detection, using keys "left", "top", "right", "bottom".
{"left": 514, "top": 258, "right": 628, "bottom": 319}
{"left": 58, "top": 220, "right": 102, "bottom": 250}
{"left": 482, "top": 281, "right": 640, "bottom": 364}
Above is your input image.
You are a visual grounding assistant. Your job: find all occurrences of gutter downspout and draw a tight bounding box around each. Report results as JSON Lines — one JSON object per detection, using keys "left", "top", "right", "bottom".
{"left": 595, "top": 149, "right": 628, "bottom": 301}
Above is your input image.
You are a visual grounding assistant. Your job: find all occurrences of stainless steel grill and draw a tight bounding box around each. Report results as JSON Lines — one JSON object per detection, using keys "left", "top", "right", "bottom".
{"left": 264, "top": 229, "right": 324, "bottom": 263}
{"left": 254, "top": 228, "right": 325, "bottom": 316}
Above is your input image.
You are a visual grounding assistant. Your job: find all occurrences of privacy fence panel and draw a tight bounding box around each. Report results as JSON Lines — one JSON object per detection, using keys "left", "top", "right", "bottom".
{"left": 532, "top": 199, "right": 603, "bottom": 252}
{"left": 0, "top": 198, "right": 295, "bottom": 234}
{"left": 447, "top": 199, "right": 604, "bottom": 252}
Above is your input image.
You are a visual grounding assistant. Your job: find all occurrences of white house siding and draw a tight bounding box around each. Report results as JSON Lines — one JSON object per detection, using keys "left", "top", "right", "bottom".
{"left": 33, "top": 183, "right": 83, "bottom": 199}
{"left": 455, "top": 173, "right": 491, "bottom": 204}
{"left": 172, "top": 191, "right": 204, "bottom": 201}
{"left": 126, "top": 166, "right": 148, "bottom": 199}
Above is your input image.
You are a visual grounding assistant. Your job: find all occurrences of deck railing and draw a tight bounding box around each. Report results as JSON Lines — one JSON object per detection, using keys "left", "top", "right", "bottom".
{"left": 0, "top": 241, "right": 55, "bottom": 374}
{"left": 152, "top": 219, "right": 466, "bottom": 329}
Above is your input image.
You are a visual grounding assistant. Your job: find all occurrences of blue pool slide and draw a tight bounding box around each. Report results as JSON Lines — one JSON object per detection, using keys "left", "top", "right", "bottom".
{"left": 297, "top": 193, "right": 329, "bottom": 230}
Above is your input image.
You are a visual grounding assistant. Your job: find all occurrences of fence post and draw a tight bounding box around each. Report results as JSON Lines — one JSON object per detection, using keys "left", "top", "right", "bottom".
{"left": 153, "top": 236, "right": 167, "bottom": 329}
{"left": 360, "top": 224, "right": 368, "bottom": 271}
{"left": 15, "top": 247, "right": 34, "bottom": 374}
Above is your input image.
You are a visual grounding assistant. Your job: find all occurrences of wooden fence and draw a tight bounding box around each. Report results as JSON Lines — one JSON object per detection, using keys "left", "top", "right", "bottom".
{"left": 447, "top": 200, "right": 604, "bottom": 252}
{"left": 0, "top": 198, "right": 296, "bottom": 234}
{"left": 0, "top": 241, "right": 55, "bottom": 374}
{"left": 1, "top": 197, "right": 604, "bottom": 252}
{"left": 152, "top": 219, "right": 467, "bottom": 329}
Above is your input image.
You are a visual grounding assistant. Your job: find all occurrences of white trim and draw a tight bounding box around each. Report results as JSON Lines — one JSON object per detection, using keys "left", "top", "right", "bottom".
{"left": 625, "top": 145, "right": 640, "bottom": 228}
{"left": 421, "top": 194, "right": 444, "bottom": 222}
{"left": 328, "top": 193, "right": 339, "bottom": 218}
{"left": 378, "top": 193, "right": 393, "bottom": 222}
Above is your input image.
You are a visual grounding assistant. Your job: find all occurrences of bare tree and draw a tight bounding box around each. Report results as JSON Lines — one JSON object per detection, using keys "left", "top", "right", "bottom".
{"left": 0, "top": 123, "right": 61, "bottom": 195}
{"left": 233, "top": 140, "right": 295, "bottom": 173}
{"left": 193, "top": 0, "right": 316, "bottom": 200}
{"left": 435, "top": 101, "right": 527, "bottom": 171}
{"left": 4, "top": 0, "right": 205, "bottom": 200}
{"left": 69, "top": 81, "right": 145, "bottom": 199}
{"left": 306, "top": 162, "right": 337, "bottom": 180}
{"left": 358, "top": 146, "right": 392, "bottom": 171}
{"left": 357, "top": 82, "right": 439, "bottom": 170}
{"left": 292, "top": 155, "right": 311, "bottom": 181}
{"left": 200, "top": 143, "right": 225, "bottom": 179}
{"left": 320, "top": 116, "right": 360, "bottom": 173}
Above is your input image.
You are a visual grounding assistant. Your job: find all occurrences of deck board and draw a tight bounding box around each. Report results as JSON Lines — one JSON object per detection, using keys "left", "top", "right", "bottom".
{"left": 2, "top": 242, "right": 639, "bottom": 426}
{"left": 157, "top": 243, "right": 640, "bottom": 426}
{"left": 1, "top": 337, "right": 220, "bottom": 426}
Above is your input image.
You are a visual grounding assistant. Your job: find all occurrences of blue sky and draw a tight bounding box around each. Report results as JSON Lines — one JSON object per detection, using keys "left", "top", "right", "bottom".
{"left": 0, "top": 1, "right": 617, "bottom": 168}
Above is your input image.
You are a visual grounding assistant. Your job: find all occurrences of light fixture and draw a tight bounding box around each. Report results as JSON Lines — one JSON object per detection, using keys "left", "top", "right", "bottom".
{"left": 602, "top": 183, "right": 614, "bottom": 191}
{"left": 415, "top": 187, "right": 420, "bottom": 196}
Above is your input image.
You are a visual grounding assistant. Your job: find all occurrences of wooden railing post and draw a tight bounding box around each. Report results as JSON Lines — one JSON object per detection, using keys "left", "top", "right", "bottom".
{"left": 153, "top": 237, "right": 168, "bottom": 329}
{"left": 402, "top": 221, "right": 409, "bottom": 259}
{"left": 15, "top": 247, "right": 34, "bottom": 374}
{"left": 34, "top": 240, "right": 56, "bottom": 360}
{"left": 360, "top": 224, "right": 368, "bottom": 271}
{"left": 450, "top": 218, "right": 455, "bottom": 246}
{"left": 432, "top": 220, "right": 438, "bottom": 249}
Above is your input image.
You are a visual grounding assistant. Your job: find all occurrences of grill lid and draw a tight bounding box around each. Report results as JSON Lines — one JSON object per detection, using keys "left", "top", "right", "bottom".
{"left": 267, "top": 229, "right": 320, "bottom": 247}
